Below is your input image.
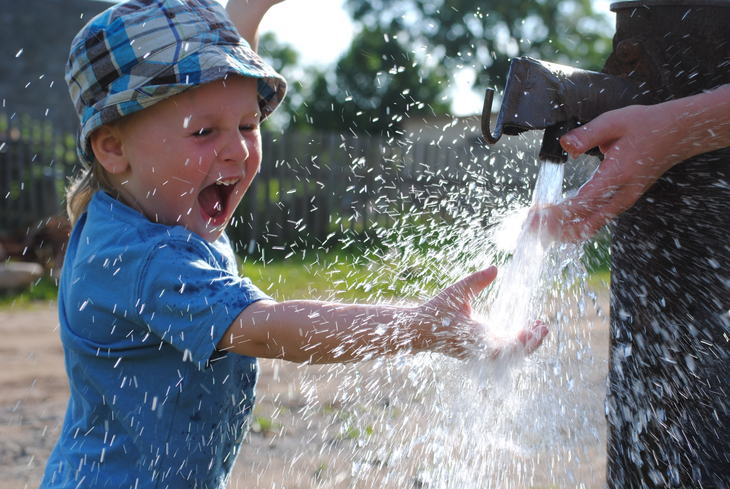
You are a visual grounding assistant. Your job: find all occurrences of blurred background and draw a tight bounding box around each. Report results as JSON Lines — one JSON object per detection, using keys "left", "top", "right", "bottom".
{"left": 0, "top": 2, "right": 616, "bottom": 487}
{"left": 0, "top": 0, "right": 614, "bottom": 284}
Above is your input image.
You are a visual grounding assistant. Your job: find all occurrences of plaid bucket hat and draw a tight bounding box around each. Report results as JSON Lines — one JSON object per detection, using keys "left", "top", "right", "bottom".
{"left": 65, "top": 0, "right": 287, "bottom": 167}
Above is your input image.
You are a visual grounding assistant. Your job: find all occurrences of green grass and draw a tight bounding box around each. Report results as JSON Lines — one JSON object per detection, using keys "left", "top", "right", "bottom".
{"left": 0, "top": 275, "right": 59, "bottom": 309}
{"left": 239, "top": 251, "right": 404, "bottom": 302}
{"left": 0, "top": 251, "right": 611, "bottom": 309}
{"left": 587, "top": 268, "right": 610, "bottom": 291}
{"left": 0, "top": 251, "right": 396, "bottom": 309}
{"left": 250, "top": 415, "right": 282, "bottom": 435}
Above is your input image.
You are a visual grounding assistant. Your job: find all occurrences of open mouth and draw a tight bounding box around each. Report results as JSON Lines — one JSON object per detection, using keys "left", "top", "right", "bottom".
{"left": 198, "top": 177, "right": 239, "bottom": 226}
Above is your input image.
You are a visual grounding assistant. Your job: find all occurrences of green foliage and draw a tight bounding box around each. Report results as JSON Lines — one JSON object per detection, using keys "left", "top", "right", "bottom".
{"left": 290, "top": 26, "right": 450, "bottom": 134}
{"left": 0, "top": 274, "right": 58, "bottom": 308}
{"left": 257, "top": 32, "right": 309, "bottom": 132}
{"left": 257, "top": 2, "right": 613, "bottom": 135}
{"left": 344, "top": 0, "right": 614, "bottom": 87}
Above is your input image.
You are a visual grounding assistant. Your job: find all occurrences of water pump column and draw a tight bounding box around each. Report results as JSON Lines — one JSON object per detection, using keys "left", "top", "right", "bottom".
{"left": 602, "top": 2, "right": 730, "bottom": 487}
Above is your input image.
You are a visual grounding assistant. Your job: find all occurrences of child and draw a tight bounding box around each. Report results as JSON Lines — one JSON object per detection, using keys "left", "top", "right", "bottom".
{"left": 41, "top": 0, "right": 548, "bottom": 487}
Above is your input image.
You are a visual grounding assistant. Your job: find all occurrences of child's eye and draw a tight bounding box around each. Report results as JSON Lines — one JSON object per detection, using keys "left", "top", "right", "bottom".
{"left": 239, "top": 125, "right": 258, "bottom": 132}
{"left": 192, "top": 128, "right": 212, "bottom": 137}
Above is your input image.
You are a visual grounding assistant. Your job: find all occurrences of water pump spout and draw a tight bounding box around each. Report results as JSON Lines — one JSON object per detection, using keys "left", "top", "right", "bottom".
{"left": 482, "top": 57, "right": 647, "bottom": 162}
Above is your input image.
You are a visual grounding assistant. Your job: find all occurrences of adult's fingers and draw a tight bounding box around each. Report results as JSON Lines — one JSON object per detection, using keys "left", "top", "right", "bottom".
{"left": 533, "top": 182, "right": 616, "bottom": 242}
{"left": 548, "top": 154, "right": 633, "bottom": 240}
{"left": 560, "top": 109, "right": 628, "bottom": 157}
{"left": 573, "top": 182, "right": 647, "bottom": 237}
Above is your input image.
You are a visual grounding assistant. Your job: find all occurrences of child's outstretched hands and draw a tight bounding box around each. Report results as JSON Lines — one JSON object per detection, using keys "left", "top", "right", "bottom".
{"left": 413, "top": 267, "right": 548, "bottom": 359}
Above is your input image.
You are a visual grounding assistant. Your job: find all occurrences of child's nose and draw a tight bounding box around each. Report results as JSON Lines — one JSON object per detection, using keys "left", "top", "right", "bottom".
{"left": 218, "top": 131, "right": 250, "bottom": 163}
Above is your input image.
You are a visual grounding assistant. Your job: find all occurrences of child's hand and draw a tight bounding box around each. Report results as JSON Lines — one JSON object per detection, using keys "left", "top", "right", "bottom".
{"left": 413, "top": 267, "right": 548, "bottom": 359}
{"left": 227, "top": 0, "right": 286, "bottom": 10}
{"left": 226, "top": 0, "right": 286, "bottom": 50}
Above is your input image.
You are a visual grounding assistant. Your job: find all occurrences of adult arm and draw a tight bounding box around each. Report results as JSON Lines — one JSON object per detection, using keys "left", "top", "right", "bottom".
{"left": 217, "top": 267, "right": 547, "bottom": 364}
{"left": 539, "top": 83, "right": 730, "bottom": 241}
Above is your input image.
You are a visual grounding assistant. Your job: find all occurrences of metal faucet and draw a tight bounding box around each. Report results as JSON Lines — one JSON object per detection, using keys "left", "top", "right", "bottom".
{"left": 481, "top": 56, "right": 648, "bottom": 163}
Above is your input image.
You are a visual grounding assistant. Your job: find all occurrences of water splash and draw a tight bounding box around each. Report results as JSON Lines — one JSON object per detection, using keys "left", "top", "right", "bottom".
{"left": 487, "top": 160, "right": 565, "bottom": 338}
{"left": 230, "top": 137, "right": 605, "bottom": 488}
{"left": 262, "top": 156, "right": 606, "bottom": 489}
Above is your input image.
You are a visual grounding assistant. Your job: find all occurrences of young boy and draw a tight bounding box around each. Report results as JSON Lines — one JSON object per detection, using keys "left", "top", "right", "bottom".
{"left": 40, "top": 1, "right": 547, "bottom": 487}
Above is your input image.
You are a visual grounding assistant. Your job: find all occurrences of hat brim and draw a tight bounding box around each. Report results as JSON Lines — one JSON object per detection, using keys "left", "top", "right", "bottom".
{"left": 77, "top": 41, "right": 286, "bottom": 167}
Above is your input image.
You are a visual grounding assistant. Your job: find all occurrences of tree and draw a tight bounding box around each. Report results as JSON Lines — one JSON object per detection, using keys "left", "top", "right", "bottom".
{"left": 344, "top": 0, "right": 613, "bottom": 88}
{"left": 290, "top": 26, "right": 450, "bottom": 135}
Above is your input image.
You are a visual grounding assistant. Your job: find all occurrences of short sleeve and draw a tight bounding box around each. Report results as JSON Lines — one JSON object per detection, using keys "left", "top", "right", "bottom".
{"left": 135, "top": 237, "right": 270, "bottom": 365}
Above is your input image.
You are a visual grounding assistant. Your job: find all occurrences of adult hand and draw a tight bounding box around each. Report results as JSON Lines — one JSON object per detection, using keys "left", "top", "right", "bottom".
{"left": 534, "top": 83, "right": 730, "bottom": 242}
{"left": 535, "top": 103, "right": 688, "bottom": 242}
{"left": 415, "top": 267, "right": 548, "bottom": 359}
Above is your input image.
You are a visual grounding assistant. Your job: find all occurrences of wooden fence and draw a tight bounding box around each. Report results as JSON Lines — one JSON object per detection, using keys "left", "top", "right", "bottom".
{"left": 231, "top": 131, "right": 494, "bottom": 251}
{"left": 0, "top": 111, "right": 547, "bottom": 251}
{"left": 0, "top": 113, "right": 77, "bottom": 232}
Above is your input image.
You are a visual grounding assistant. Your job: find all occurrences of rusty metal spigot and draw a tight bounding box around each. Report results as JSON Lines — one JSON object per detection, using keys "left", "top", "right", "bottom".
{"left": 482, "top": 56, "right": 647, "bottom": 162}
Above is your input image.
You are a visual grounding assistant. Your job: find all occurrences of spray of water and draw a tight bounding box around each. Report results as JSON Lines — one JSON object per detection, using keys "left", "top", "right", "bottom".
{"left": 486, "top": 161, "right": 565, "bottom": 339}
{"left": 260, "top": 154, "right": 606, "bottom": 489}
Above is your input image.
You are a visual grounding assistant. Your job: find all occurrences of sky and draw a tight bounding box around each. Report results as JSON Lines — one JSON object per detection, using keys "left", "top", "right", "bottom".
{"left": 223, "top": 1, "right": 615, "bottom": 116}
{"left": 254, "top": 0, "right": 613, "bottom": 65}
{"left": 237, "top": 0, "right": 616, "bottom": 116}
{"left": 103, "top": 0, "right": 616, "bottom": 116}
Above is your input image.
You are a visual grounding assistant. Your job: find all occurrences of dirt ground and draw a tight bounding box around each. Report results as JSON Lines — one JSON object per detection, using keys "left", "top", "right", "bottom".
{"left": 0, "top": 288, "right": 610, "bottom": 489}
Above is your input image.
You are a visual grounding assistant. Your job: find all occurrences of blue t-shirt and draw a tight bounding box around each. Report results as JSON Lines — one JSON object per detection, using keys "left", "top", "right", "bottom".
{"left": 41, "top": 191, "right": 270, "bottom": 489}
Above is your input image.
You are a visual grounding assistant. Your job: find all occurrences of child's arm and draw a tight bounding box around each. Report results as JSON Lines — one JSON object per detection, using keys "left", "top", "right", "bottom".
{"left": 226, "top": 0, "right": 283, "bottom": 51}
{"left": 217, "top": 267, "right": 548, "bottom": 363}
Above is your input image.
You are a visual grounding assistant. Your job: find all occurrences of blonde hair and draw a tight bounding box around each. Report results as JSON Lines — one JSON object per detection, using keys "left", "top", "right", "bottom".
{"left": 66, "top": 161, "right": 117, "bottom": 225}
{"left": 67, "top": 121, "right": 126, "bottom": 224}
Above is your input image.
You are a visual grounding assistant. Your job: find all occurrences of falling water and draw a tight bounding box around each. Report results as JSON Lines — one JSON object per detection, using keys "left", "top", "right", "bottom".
{"left": 486, "top": 160, "right": 565, "bottom": 339}
{"left": 268, "top": 156, "right": 605, "bottom": 489}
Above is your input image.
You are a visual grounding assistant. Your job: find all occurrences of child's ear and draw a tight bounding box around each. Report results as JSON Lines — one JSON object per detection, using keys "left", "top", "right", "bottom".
{"left": 90, "top": 125, "right": 129, "bottom": 175}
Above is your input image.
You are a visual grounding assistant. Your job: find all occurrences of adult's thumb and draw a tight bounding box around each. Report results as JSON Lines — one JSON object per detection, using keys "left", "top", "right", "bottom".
{"left": 560, "top": 111, "right": 623, "bottom": 157}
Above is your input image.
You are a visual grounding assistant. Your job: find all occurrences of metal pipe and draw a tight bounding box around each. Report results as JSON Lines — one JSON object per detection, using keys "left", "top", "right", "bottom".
{"left": 481, "top": 57, "right": 646, "bottom": 162}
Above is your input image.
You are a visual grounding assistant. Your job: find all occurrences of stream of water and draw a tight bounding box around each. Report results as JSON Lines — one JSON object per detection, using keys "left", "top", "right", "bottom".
{"left": 292, "top": 158, "right": 605, "bottom": 489}
{"left": 486, "top": 160, "right": 565, "bottom": 339}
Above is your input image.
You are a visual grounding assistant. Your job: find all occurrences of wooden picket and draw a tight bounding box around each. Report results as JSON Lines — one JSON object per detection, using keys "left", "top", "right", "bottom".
{"left": 0, "top": 111, "right": 497, "bottom": 250}
{"left": 0, "top": 112, "right": 78, "bottom": 232}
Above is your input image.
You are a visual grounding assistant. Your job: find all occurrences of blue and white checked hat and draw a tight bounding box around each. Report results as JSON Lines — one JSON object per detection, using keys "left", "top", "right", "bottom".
{"left": 66, "top": 0, "right": 287, "bottom": 167}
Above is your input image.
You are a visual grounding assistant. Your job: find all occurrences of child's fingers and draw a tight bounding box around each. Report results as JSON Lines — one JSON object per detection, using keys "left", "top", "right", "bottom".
{"left": 442, "top": 319, "right": 548, "bottom": 360}
{"left": 517, "top": 320, "right": 549, "bottom": 354}
{"left": 428, "top": 316, "right": 481, "bottom": 360}
{"left": 450, "top": 266, "right": 498, "bottom": 302}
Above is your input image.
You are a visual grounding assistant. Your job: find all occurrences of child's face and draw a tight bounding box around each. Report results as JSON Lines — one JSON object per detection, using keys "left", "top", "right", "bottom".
{"left": 112, "top": 77, "right": 261, "bottom": 242}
